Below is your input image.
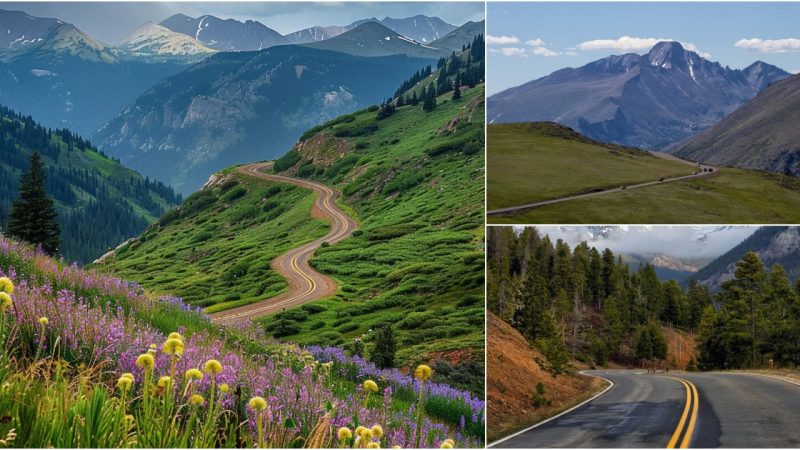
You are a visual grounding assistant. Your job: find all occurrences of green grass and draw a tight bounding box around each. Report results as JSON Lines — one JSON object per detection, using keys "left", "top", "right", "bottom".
{"left": 487, "top": 122, "right": 694, "bottom": 210}
{"left": 264, "top": 85, "right": 485, "bottom": 386}
{"left": 494, "top": 167, "right": 800, "bottom": 224}
{"left": 95, "top": 173, "right": 329, "bottom": 310}
{"left": 97, "top": 83, "right": 485, "bottom": 393}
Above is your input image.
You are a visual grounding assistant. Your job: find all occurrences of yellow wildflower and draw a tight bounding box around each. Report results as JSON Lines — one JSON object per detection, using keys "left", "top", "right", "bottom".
{"left": 162, "top": 338, "right": 184, "bottom": 356}
{"left": 443, "top": 439, "right": 455, "bottom": 447}
{"left": 38, "top": 317, "right": 48, "bottom": 326}
{"left": 136, "top": 353, "right": 154, "bottom": 370}
{"left": 367, "top": 443, "right": 380, "bottom": 449}
{"left": 363, "top": 379, "right": 379, "bottom": 393}
{"left": 0, "top": 276, "right": 13, "bottom": 294}
{"left": 440, "top": 443, "right": 453, "bottom": 449}
{"left": 371, "top": 425, "right": 384, "bottom": 439}
{"left": 121, "top": 372, "right": 135, "bottom": 381}
{"left": 204, "top": 359, "right": 222, "bottom": 375}
{"left": 185, "top": 368, "right": 203, "bottom": 381}
{"left": 360, "top": 428, "right": 373, "bottom": 439}
{"left": 190, "top": 394, "right": 205, "bottom": 406}
{"left": 414, "top": 364, "right": 432, "bottom": 382}
{"left": 0, "top": 292, "right": 12, "bottom": 311}
{"left": 337, "top": 427, "right": 353, "bottom": 441}
{"left": 355, "top": 426, "right": 367, "bottom": 436}
{"left": 219, "top": 383, "right": 230, "bottom": 394}
{"left": 157, "top": 376, "right": 172, "bottom": 388}
{"left": 248, "top": 396, "right": 267, "bottom": 411}
{"left": 116, "top": 376, "right": 133, "bottom": 391}
{"left": 168, "top": 332, "right": 183, "bottom": 341}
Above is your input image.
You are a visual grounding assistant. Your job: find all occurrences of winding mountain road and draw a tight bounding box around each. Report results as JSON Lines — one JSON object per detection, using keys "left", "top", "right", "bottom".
{"left": 491, "top": 370, "right": 800, "bottom": 448}
{"left": 487, "top": 155, "right": 717, "bottom": 217}
{"left": 210, "top": 162, "right": 357, "bottom": 327}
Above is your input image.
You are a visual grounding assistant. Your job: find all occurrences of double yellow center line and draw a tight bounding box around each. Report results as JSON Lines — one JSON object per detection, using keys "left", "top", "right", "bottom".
{"left": 666, "top": 377, "right": 699, "bottom": 449}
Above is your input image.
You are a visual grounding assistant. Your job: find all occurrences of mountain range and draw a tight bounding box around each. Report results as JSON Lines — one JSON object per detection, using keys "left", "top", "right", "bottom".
{"left": 692, "top": 227, "right": 800, "bottom": 291}
{"left": 676, "top": 73, "right": 800, "bottom": 176}
{"left": 94, "top": 44, "right": 435, "bottom": 193}
{"left": 488, "top": 41, "right": 790, "bottom": 150}
{"left": 286, "top": 15, "right": 456, "bottom": 45}
{"left": 159, "top": 13, "right": 289, "bottom": 51}
{"left": 0, "top": 9, "right": 193, "bottom": 135}
{"left": 303, "top": 21, "right": 450, "bottom": 58}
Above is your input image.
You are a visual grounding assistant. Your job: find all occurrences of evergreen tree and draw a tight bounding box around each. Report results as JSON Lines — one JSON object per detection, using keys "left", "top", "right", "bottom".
{"left": 410, "top": 91, "right": 419, "bottom": 106}
{"left": 718, "top": 251, "right": 766, "bottom": 368}
{"left": 7, "top": 151, "right": 60, "bottom": 255}
{"left": 369, "top": 325, "right": 396, "bottom": 368}
{"left": 452, "top": 75, "right": 462, "bottom": 100}
{"left": 422, "top": 85, "right": 437, "bottom": 112}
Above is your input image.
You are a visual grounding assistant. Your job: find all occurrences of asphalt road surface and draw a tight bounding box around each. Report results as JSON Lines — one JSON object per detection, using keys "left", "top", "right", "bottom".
{"left": 487, "top": 156, "right": 717, "bottom": 217}
{"left": 492, "top": 370, "right": 800, "bottom": 448}
{"left": 210, "top": 161, "right": 357, "bottom": 327}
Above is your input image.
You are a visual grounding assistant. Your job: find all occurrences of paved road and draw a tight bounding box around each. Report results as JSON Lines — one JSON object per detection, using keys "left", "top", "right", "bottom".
{"left": 492, "top": 370, "right": 800, "bottom": 448}
{"left": 210, "top": 161, "right": 357, "bottom": 327}
{"left": 487, "top": 156, "right": 717, "bottom": 217}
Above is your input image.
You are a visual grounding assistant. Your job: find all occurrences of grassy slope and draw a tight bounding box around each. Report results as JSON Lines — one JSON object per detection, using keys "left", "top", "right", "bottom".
{"left": 97, "top": 171, "right": 328, "bottom": 312}
{"left": 98, "top": 86, "right": 485, "bottom": 380}
{"left": 487, "top": 122, "right": 694, "bottom": 210}
{"left": 495, "top": 167, "right": 800, "bottom": 224}
{"left": 488, "top": 122, "right": 800, "bottom": 223}
{"left": 267, "top": 85, "right": 485, "bottom": 369}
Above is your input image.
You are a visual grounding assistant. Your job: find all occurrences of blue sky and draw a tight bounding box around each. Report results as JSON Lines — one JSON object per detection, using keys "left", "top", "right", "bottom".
{"left": 3, "top": 2, "right": 484, "bottom": 44}
{"left": 488, "top": 2, "right": 800, "bottom": 95}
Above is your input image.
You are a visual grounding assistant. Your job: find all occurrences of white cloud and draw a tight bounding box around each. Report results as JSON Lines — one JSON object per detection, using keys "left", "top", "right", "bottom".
{"left": 531, "top": 46, "right": 560, "bottom": 57}
{"left": 577, "top": 36, "right": 711, "bottom": 58}
{"left": 735, "top": 38, "right": 800, "bottom": 53}
{"left": 525, "top": 38, "right": 545, "bottom": 47}
{"left": 486, "top": 35, "right": 519, "bottom": 45}
{"left": 488, "top": 47, "right": 528, "bottom": 57}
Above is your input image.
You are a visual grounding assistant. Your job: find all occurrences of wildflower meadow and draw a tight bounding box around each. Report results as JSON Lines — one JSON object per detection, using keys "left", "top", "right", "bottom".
{"left": 0, "top": 237, "right": 484, "bottom": 448}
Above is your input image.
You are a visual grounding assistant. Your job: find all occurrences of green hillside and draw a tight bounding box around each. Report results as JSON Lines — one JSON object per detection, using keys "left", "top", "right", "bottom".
{"left": 94, "top": 172, "right": 329, "bottom": 313}
{"left": 270, "top": 84, "right": 485, "bottom": 365}
{"left": 487, "top": 122, "right": 694, "bottom": 211}
{"left": 0, "top": 104, "right": 181, "bottom": 263}
{"left": 488, "top": 122, "right": 800, "bottom": 223}
{"left": 97, "top": 85, "right": 484, "bottom": 388}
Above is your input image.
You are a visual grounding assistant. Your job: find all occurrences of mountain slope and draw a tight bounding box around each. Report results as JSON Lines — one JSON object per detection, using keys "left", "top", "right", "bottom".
{"left": 429, "top": 20, "right": 485, "bottom": 52}
{"left": 676, "top": 74, "right": 800, "bottom": 174}
{"left": 0, "top": 104, "right": 180, "bottom": 264}
{"left": 95, "top": 45, "right": 433, "bottom": 193}
{"left": 0, "top": 9, "right": 190, "bottom": 136}
{"left": 692, "top": 227, "right": 800, "bottom": 291}
{"left": 284, "top": 25, "right": 349, "bottom": 44}
{"left": 98, "top": 79, "right": 485, "bottom": 377}
{"left": 377, "top": 15, "right": 456, "bottom": 43}
{"left": 488, "top": 41, "right": 789, "bottom": 150}
{"left": 487, "top": 122, "right": 800, "bottom": 224}
{"left": 160, "top": 13, "right": 288, "bottom": 51}
{"left": 304, "top": 22, "right": 447, "bottom": 58}
{"left": 286, "top": 15, "right": 459, "bottom": 45}
{"left": 119, "top": 22, "right": 216, "bottom": 61}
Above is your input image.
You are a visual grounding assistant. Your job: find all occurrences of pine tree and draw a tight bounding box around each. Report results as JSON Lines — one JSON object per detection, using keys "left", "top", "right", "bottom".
{"left": 369, "top": 325, "right": 396, "bottom": 368}
{"left": 7, "top": 151, "right": 60, "bottom": 255}
{"left": 422, "top": 85, "right": 437, "bottom": 112}
{"left": 452, "top": 75, "right": 462, "bottom": 100}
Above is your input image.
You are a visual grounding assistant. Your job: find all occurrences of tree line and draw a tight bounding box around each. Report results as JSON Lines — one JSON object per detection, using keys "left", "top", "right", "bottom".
{"left": 488, "top": 227, "right": 713, "bottom": 372}
{"left": 0, "top": 104, "right": 182, "bottom": 263}
{"left": 697, "top": 251, "right": 800, "bottom": 370}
